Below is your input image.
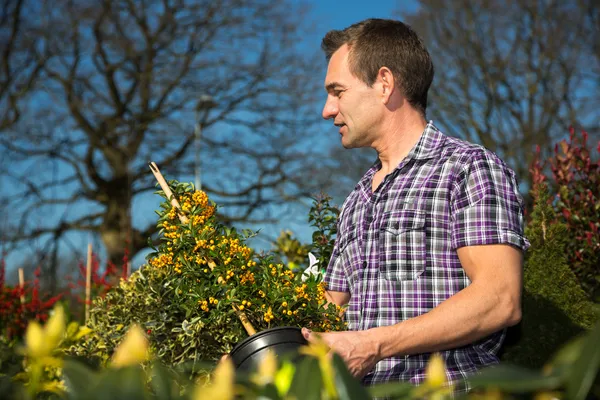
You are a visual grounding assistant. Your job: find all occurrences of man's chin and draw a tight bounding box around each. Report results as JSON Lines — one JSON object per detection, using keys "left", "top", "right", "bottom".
{"left": 341, "top": 138, "right": 358, "bottom": 149}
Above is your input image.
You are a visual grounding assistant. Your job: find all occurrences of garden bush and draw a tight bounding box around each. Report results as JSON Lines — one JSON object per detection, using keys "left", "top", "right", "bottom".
{"left": 0, "top": 261, "right": 62, "bottom": 340}
{"left": 270, "top": 193, "right": 339, "bottom": 274}
{"left": 68, "top": 181, "right": 345, "bottom": 372}
{"left": 307, "top": 193, "right": 339, "bottom": 274}
{"left": 270, "top": 230, "right": 310, "bottom": 271}
{"left": 530, "top": 128, "right": 600, "bottom": 300}
{"left": 501, "top": 184, "right": 599, "bottom": 368}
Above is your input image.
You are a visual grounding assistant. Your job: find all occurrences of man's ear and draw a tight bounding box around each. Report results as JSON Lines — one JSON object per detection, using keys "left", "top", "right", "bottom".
{"left": 378, "top": 67, "right": 395, "bottom": 104}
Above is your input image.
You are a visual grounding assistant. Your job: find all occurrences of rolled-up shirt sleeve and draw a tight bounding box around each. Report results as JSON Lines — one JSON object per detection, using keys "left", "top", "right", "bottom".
{"left": 450, "top": 149, "right": 530, "bottom": 251}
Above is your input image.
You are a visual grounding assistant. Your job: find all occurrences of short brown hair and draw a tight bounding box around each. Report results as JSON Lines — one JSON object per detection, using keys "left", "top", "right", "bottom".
{"left": 322, "top": 19, "right": 434, "bottom": 117}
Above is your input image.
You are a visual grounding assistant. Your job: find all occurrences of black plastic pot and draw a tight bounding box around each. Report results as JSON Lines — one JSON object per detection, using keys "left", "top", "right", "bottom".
{"left": 229, "top": 326, "right": 308, "bottom": 372}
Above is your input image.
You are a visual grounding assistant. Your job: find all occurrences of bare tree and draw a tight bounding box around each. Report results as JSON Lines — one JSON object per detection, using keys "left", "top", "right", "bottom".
{"left": 401, "top": 0, "right": 600, "bottom": 185}
{"left": 0, "top": 0, "right": 325, "bottom": 276}
{"left": 0, "top": 0, "right": 48, "bottom": 130}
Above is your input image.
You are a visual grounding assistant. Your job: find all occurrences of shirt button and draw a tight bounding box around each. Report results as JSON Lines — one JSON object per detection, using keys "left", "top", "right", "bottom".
{"left": 362, "top": 261, "right": 367, "bottom": 268}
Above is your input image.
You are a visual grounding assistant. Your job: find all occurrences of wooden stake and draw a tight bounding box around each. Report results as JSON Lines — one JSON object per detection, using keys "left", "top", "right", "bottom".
{"left": 149, "top": 161, "right": 257, "bottom": 336}
{"left": 85, "top": 243, "right": 92, "bottom": 324}
{"left": 208, "top": 260, "right": 256, "bottom": 335}
{"left": 148, "top": 162, "right": 188, "bottom": 224}
{"left": 18, "top": 268, "right": 25, "bottom": 305}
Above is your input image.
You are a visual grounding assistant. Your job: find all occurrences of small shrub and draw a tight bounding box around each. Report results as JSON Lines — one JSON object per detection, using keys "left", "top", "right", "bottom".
{"left": 270, "top": 230, "right": 310, "bottom": 270}
{"left": 69, "top": 181, "right": 345, "bottom": 372}
{"left": 0, "top": 261, "right": 62, "bottom": 340}
{"left": 531, "top": 128, "right": 600, "bottom": 300}
{"left": 501, "top": 183, "right": 599, "bottom": 367}
{"left": 307, "top": 193, "right": 339, "bottom": 274}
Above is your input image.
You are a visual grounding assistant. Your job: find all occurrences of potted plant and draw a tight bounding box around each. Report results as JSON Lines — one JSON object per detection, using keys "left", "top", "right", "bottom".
{"left": 69, "top": 163, "right": 345, "bottom": 375}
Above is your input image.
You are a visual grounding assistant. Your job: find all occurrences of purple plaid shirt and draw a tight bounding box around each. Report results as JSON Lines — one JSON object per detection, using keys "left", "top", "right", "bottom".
{"left": 325, "top": 122, "right": 529, "bottom": 387}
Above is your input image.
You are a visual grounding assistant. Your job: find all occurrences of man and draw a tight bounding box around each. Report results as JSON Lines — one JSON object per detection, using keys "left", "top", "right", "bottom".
{"left": 301, "top": 19, "right": 529, "bottom": 389}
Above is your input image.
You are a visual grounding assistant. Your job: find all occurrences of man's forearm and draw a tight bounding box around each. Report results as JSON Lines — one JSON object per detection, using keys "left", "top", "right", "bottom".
{"left": 370, "top": 280, "right": 520, "bottom": 360}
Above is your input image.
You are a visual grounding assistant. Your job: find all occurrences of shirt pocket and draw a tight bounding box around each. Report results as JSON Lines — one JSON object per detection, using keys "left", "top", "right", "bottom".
{"left": 379, "top": 209, "right": 426, "bottom": 281}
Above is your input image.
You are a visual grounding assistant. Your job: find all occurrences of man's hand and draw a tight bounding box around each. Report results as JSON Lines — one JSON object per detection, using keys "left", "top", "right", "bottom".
{"left": 301, "top": 327, "right": 380, "bottom": 379}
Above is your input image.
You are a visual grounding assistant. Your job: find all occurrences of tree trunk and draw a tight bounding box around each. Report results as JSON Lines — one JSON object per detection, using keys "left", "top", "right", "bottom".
{"left": 99, "top": 176, "right": 133, "bottom": 279}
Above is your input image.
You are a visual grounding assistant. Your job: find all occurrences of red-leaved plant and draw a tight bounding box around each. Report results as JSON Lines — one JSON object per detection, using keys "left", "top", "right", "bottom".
{"left": 530, "top": 128, "right": 600, "bottom": 300}
{"left": 0, "top": 257, "right": 63, "bottom": 339}
{"left": 66, "top": 249, "right": 129, "bottom": 313}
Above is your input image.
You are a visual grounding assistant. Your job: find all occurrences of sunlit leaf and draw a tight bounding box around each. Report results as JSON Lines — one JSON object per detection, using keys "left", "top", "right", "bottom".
{"left": 274, "top": 360, "right": 296, "bottom": 396}
{"left": 251, "top": 349, "right": 278, "bottom": 386}
{"left": 192, "top": 357, "right": 235, "bottom": 400}
{"left": 25, "top": 322, "right": 48, "bottom": 358}
{"left": 45, "top": 305, "right": 66, "bottom": 348}
{"left": 425, "top": 353, "right": 446, "bottom": 387}
{"left": 111, "top": 325, "right": 149, "bottom": 367}
{"left": 73, "top": 326, "right": 93, "bottom": 341}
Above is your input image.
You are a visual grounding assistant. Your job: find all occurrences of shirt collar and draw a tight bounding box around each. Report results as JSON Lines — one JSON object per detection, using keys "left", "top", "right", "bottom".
{"left": 405, "top": 121, "right": 445, "bottom": 161}
{"left": 364, "top": 121, "right": 445, "bottom": 174}
{"left": 357, "top": 121, "right": 445, "bottom": 194}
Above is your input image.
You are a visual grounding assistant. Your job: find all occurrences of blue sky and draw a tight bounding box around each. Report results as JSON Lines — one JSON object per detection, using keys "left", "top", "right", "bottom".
{"left": 238, "top": 1, "right": 423, "bottom": 251}
{"left": 305, "top": 1, "right": 420, "bottom": 49}
{"left": 309, "top": 1, "right": 419, "bottom": 31}
{"left": 2, "top": 0, "right": 423, "bottom": 279}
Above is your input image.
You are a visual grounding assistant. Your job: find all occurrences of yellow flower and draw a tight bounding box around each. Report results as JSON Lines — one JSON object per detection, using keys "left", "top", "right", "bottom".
{"left": 193, "top": 357, "right": 235, "bottom": 400}
{"left": 111, "top": 325, "right": 149, "bottom": 367}
{"left": 25, "top": 305, "right": 66, "bottom": 359}
{"left": 300, "top": 339, "right": 336, "bottom": 398}
{"left": 414, "top": 353, "right": 454, "bottom": 399}
{"left": 251, "top": 349, "right": 277, "bottom": 386}
{"left": 45, "top": 306, "right": 66, "bottom": 348}
{"left": 425, "top": 353, "right": 446, "bottom": 387}
{"left": 274, "top": 361, "right": 296, "bottom": 396}
{"left": 534, "top": 392, "right": 562, "bottom": 400}
{"left": 25, "top": 322, "right": 47, "bottom": 358}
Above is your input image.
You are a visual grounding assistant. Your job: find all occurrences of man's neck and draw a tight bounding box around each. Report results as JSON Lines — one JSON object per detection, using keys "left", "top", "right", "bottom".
{"left": 373, "top": 111, "right": 427, "bottom": 176}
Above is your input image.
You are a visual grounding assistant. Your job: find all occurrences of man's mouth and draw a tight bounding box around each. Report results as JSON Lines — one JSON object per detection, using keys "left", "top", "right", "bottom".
{"left": 335, "top": 123, "right": 346, "bottom": 133}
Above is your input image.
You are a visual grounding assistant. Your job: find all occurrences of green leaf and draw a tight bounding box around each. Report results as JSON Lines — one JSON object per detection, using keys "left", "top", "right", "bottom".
{"left": 545, "top": 334, "right": 586, "bottom": 378}
{"left": 467, "top": 364, "right": 563, "bottom": 392}
{"left": 368, "top": 382, "right": 414, "bottom": 399}
{"left": 566, "top": 320, "right": 600, "bottom": 400}
{"left": 257, "top": 383, "right": 283, "bottom": 400}
{"left": 150, "top": 362, "right": 176, "bottom": 400}
{"left": 62, "top": 360, "right": 99, "bottom": 397}
{"left": 331, "top": 354, "right": 370, "bottom": 400}
{"left": 288, "top": 356, "right": 322, "bottom": 400}
{"left": 94, "top": 366, "right": 147, "bottom": 400}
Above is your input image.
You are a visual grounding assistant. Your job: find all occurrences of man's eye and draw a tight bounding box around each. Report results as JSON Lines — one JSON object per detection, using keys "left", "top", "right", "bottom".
{"left": 334, "top": 90, "right": 343, "bottom": 97}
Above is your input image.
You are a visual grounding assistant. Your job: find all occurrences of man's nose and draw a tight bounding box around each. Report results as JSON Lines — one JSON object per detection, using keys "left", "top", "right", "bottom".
{"left": 322, "top": 97, "right": 338, "bottom": 120}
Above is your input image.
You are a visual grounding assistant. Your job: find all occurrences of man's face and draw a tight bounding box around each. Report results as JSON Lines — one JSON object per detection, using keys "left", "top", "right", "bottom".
{"left": 322, "top": 44, "right": 380, "bottom": 149}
